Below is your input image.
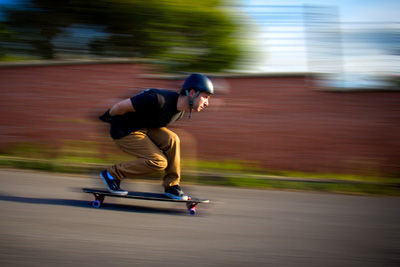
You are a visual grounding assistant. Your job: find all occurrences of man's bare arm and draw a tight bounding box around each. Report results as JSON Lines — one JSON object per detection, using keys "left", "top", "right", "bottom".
{"left": 109, "top": 99, "right": 135, "bottom": 116}
{"left": 99, "top": 99, "right": 135, "bottom": 123}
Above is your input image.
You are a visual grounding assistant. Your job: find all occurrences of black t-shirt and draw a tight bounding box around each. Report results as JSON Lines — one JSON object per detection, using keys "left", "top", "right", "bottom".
{"left": 109, "top": 89, "right": 184, "bottom": 139}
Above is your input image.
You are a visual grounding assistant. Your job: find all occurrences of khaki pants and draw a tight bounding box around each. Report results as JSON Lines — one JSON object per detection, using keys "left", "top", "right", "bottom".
{"left": 107, "top": 127, "right": 180, "bottom": 189}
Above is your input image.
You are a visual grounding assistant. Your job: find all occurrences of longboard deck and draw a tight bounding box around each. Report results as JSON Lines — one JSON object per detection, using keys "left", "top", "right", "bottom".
{"left": 82, "top": 188, "right": 210, "bottom": 203}
{"left": 82, "top": 188, "right": 209, "bottom": 215}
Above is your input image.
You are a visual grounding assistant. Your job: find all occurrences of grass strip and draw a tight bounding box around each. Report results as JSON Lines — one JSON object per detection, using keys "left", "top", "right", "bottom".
{"left": 1, "top": 156, "right": 398, "bottom": 196}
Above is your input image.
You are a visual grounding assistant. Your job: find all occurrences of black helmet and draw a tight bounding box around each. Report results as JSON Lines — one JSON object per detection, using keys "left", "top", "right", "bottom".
{"left": 181, "top": 73, "right": 213, "bottom": 121}
{"left": 181, "top": 73, "right": 214, "bottom": 95}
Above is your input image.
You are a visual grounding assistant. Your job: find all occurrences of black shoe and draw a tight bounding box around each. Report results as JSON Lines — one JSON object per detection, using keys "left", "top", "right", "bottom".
{"left": 100, "top": 170, "right": 128, "bottom": 195}
{"left": 164, "top": 185, "right": 189, "bottom": 200}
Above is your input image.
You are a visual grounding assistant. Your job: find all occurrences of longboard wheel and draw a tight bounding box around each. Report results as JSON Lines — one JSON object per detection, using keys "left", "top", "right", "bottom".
{"left": 186, "top": 202, "right": 197, "bottom": 215}
{"left": 189, "top": 208, "right": 196, "bottom": 216}
{"left": 92, "top": 200, "right": 102, "bottom": 208}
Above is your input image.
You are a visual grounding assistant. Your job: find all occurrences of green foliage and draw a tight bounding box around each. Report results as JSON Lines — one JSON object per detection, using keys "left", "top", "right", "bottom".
{"left": 3, "top": 0, "right": 249, "bottom": 72}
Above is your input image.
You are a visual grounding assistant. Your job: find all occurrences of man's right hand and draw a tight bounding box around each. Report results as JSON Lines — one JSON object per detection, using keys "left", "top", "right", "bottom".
{"left": 99, "top": 109, "right": 112, "bottom": 123}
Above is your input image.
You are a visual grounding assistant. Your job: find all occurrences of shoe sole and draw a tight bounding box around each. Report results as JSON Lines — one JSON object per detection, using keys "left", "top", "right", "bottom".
{"left": 164, "top": 192, "right": 188, "bottom": 201}
{"left": 100, "top": 173, "right": 128, "bottom": 195}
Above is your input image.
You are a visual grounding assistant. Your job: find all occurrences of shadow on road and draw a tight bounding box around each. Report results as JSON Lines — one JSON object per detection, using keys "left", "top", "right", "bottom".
{"left": 0, "top": 194, "right": 188, "bottom": 216}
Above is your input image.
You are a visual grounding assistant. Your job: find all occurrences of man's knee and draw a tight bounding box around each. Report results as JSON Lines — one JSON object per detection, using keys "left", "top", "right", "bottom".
{"left": 168, "top": 131, "right": 180, "bottom": 146}
{"left": 145, "top": 156, "right": 168, "bottom": 171}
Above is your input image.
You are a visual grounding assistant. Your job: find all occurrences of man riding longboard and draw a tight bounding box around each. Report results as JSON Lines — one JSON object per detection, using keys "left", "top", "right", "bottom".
{"left": 98, "top": 73, "right": 214, "bottom": 200}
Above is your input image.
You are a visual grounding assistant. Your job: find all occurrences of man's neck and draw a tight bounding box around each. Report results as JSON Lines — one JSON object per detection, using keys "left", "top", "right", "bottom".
{"left": 177, "top": 95, "right": 188, "bottom": 111}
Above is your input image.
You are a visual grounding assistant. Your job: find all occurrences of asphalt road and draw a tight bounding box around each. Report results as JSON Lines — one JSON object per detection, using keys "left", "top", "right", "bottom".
{"left": 0, "top": 169, "right": 399, "bottom": 267}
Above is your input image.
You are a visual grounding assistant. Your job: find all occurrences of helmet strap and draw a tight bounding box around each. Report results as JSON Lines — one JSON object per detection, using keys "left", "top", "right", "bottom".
{"left": 185, "top": 90, "right": 200, "bottom": 121}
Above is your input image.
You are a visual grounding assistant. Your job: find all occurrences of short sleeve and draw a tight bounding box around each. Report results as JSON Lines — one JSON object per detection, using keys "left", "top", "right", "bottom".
{"left": 130, "top": 89, "right": 158, "bottom": 112}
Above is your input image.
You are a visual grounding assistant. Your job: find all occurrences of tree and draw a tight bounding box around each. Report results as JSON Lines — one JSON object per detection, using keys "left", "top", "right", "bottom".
{"left": 0, "top": 22, "right": 12, "bottom": 58}
{"left": 4, "top": 0, "right": 249, "bottom": 72}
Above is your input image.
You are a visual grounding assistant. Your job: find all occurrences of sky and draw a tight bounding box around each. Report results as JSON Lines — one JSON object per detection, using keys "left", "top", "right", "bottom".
{"left": 243, "top": 0, "right": 400, "bottom": 23}
{"left": 238, "top": 0, "right": 400, "bottom": 80}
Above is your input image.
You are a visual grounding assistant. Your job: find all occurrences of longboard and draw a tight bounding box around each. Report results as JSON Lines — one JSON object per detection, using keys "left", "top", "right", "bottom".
{"left": 82, "top": 188, "right": 209, "bottom": 215}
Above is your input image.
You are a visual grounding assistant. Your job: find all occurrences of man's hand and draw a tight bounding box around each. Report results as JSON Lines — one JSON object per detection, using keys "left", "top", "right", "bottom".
{"left": 99, "top": 99, "right": 135, "bottom": 123}
{"left": 99, "top": 109, "right": 112, "bottom": 123}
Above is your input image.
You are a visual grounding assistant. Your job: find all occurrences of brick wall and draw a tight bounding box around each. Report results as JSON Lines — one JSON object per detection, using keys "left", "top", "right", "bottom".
{"left": 1, "top": 63, "right": 399, "bottom": 176}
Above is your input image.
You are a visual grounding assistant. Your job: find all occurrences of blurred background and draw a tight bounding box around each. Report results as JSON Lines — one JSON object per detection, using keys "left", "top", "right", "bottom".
{"left": 0, "top": 0, "right": 399, "bottom": 190}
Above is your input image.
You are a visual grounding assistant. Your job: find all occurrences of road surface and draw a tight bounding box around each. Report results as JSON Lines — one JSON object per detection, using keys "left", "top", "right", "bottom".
{"left": 0, "top": 169, "right": 399, "bottom": 266}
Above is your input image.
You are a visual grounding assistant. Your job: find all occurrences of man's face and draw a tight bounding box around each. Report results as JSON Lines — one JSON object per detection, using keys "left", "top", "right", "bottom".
{"left": 192, "top": 91, "right": 211, "bottom": 112}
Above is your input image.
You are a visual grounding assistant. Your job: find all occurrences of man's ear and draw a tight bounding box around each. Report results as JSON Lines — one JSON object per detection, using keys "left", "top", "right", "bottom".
{"left": 189, "top": 89, "right": 196, "bottom": 98}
